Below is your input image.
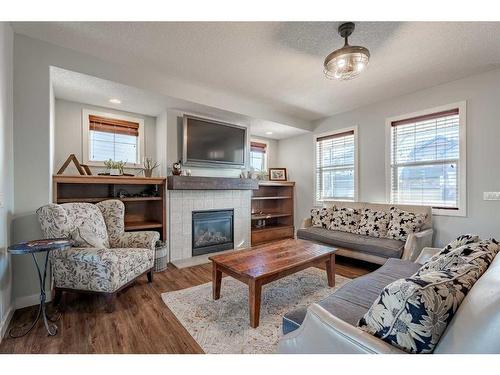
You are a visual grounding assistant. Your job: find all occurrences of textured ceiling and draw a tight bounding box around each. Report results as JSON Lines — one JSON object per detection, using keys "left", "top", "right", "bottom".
{"left": 51, "top": 67, "right": 309, "bottom": 140}
{"left": 14, "top": 22, "right": 500, "bottom": 123}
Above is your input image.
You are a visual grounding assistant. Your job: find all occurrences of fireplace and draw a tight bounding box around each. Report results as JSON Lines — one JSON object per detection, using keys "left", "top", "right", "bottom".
{"left": 192, "top": 209, "right": 234, "bottom": 256}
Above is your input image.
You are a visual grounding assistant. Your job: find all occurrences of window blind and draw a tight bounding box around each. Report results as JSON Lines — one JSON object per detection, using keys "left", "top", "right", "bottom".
{"left": 88, "top": 115, "right": 140, "bottom": 163}
{"left": 390, "top": 108, "right": 460, "bottom": 209}
{"left": 250, "top": 141, "right": 267, "bottom": 153}
{"left": 316, "top": 130, "right": 355, "bottom": 201}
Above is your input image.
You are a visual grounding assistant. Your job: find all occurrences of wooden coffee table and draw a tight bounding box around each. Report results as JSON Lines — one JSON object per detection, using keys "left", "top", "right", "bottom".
{"left": 208, "top": 239, "right": 336, "bottom": 328}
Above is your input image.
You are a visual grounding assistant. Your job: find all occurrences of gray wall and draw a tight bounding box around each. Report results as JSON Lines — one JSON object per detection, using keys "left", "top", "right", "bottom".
{"left": 0, "top": 22, "right": 14, "bottom": 340}
{"left": 54, "top": 99, "right": 157, "bottom": 175}
{"left": 278, "top": 68, "right": 500, "bottom": 247}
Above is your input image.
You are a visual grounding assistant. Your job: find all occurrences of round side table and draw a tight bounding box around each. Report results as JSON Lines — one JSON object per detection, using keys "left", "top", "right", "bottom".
{"left": 8, "top": 238, "right": 73, "bottom": 338}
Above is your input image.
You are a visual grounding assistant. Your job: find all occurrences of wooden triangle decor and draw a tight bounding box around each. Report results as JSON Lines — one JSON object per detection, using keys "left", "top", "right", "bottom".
{"left": 57, "top": 154, "right": 92, "bottom": 175}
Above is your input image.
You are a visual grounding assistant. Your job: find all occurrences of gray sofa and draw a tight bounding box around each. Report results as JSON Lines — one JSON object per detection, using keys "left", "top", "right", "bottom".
{"left": 298, "top": 201, "right": 433, "bottom": 265}
{"left": 278, "top": 247, "right": 500, "bottom": 353}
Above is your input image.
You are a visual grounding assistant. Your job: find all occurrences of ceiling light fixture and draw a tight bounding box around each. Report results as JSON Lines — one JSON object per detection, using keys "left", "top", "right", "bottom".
{"left": 109, "top": 98, "right": 121, "bottom": 104}
{"left": 323, "top": 22, "right": 370, "bottom": 81}
{"left": 265, "top": 131, "right": 273, "bottom": 135}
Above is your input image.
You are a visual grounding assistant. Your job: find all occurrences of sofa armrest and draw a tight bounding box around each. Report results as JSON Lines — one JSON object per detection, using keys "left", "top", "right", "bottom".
{"left": 300, "top": 217, "right": 312, "bottom": 229}
{"left": 277, "top": 304, "right": 405, "bottom": 354}
{"left": 414, "top": 247, "right": 441, "bottom": 264}
{"left": 111, "top": 231, "right": 160, "bottom": 250}
{"left": 401, "top": 228, "right": 434, "bottom": 262}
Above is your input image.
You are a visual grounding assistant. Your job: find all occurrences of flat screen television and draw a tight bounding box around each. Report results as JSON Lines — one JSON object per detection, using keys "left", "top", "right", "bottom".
{"left": 182, "top": 115, "right": 247, "bottom": 167}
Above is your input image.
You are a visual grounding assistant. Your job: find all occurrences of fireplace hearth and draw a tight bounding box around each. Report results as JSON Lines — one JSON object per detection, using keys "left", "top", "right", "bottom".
{"left": 192, "top": 209, "right": 234, "bottom": 256}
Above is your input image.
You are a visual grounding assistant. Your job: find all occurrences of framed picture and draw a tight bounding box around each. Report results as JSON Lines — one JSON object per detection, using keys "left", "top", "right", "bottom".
{"left": 269, "top": 168, "right": 287, "bottom": 181}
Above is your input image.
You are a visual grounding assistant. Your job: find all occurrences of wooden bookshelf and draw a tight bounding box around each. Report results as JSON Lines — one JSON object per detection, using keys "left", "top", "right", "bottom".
{"left": 251, "top": 181, "right": 295, "bottom": 245}
{"left": 52, "top": 175, "right": 166, "bottom": 240}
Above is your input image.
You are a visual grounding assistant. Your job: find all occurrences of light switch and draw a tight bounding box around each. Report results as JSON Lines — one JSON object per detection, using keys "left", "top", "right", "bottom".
{"left": 483, "top": 192, "right": 500, "bottom": 201}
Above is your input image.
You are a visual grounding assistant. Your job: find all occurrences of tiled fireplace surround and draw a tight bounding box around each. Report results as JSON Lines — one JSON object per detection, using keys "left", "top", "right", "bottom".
{"left": 168, "top": 190, "right": 252, "bottom": 261}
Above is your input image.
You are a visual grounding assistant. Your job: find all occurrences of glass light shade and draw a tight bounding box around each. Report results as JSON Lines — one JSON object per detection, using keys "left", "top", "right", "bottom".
{"left": 324, "top": 45, "right": 370, "bottom": 80}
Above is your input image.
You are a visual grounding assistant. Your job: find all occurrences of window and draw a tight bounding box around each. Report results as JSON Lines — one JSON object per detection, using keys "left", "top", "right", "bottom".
{"left": 250, "top": 141, "right": 267, "bottom": 171}
{"left": 315, "top": 127, "right": 357, "bottom": 203}
{"left": 388, "top": 102, "right": 466, "bottom": 216}
{"left": 83, "top": 110, "right": 144, "bottom": 166}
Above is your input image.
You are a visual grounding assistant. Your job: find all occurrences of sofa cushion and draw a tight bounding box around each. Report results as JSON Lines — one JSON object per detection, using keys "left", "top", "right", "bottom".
{"left": 329, "top": 207, "right": 360, "bottom": 233}
{"left": 417, "top": 239, "right": 499, "bottom": 276}
{"left": 311, "top": 207, "right": 333, "bottom": 228}
{"left": 358, "top": 258, "right": 492, "bottom": 353}
{"left": 386, "top": 207, "right": 427, "bottom": 241}
{"left": 297, "top": 227, "right": 405, "bottom": 259}
{"left": 357, "top": 208, "right": 390, "bottom": 238}
{"left": 61, "top": 202, "right": 110, "bottom": 248}
{"left": 50, "top": 246, "right": 154, "bottom": 292}
{"left": 282, "top": 259, "right": 421, "bottom": 335}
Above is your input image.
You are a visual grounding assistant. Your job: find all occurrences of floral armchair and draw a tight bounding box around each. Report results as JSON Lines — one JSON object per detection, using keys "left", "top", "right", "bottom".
{"left": 37, "top": 199, "right": 160, "bottom": 312}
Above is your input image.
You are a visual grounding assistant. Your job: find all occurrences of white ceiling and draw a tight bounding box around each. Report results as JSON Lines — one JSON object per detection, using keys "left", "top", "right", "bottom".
{"left": 51, "top": 67, "right": 309, "bottom": 139}
{"left": 14, "top": 22, "right": 500, "bottom": 126}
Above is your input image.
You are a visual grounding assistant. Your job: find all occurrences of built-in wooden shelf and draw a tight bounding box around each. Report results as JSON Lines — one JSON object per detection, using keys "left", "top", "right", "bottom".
{"left": 251, "top": 213, "right": 293, "bottom": 220}
{"left": 251, "top": 196, "right": 292, "bottom": 200}
{"left": 251, "top": 224, "right": 294, "bottom": 233}
{"left": 251, "top": 181, "right": 295, "bottom": 245}
{"left": 53, "top": 175, "right": 166, "bottom": 240}
{"left": 167, "top": 175, "right": 259, "bottom": 190}
{"left": 57, "top": 196, "right": 162, "bottom": 203}
{"left": 125, "top": 221, "right": 163, "bottom": 230}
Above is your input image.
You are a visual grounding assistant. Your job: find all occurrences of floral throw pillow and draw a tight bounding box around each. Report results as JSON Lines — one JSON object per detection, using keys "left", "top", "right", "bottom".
{"left": 310, "top": 207, "right": 333, "bottom": 228}
{"left": 386, "top": 207, "right": 427, "bottom": 241}
{"left": 358, "top": 262, "right": 487, "bottom": 354}
{"left": 329, "top": 207, "right": 360, "bottom": 233}
{"left": 417, "top": 238, "right": 499, "bottom": 275}
{"left": 423, "top": 234, "right": 481, "bottom": 266}
{"left": 357, "top": 209, "right": 389, "bottom": 238}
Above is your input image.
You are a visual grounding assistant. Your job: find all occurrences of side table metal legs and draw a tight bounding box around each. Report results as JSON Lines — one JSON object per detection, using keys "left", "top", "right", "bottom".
{"left": 9, "top": 250, "right": 60, "bottom": 338}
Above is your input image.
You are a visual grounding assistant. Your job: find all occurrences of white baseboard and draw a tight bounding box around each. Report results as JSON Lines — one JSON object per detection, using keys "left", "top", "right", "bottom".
{"left": 0, "top": 306, "right": 14, "bottom": 344}
{"left": 15, "top": 290, "right": 51, "bottom": 310}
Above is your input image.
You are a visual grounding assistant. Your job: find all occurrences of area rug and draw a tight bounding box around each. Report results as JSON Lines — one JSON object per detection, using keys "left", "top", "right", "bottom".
{"left": 161, "top": 268, "right": 350, "bottom": 354}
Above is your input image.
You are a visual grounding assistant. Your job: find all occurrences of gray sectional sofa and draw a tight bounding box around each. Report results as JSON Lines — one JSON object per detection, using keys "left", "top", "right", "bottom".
{"left": 297, "top": 201, "right": 433, "bottom": 265}
{"left": 278, "top": 246, "right": 500, "bottom": 353}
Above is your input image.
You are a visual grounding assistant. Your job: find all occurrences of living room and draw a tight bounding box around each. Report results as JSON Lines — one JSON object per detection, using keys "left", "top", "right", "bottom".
{"left": 1, "top": 1, "right": 500, "bottom": 372}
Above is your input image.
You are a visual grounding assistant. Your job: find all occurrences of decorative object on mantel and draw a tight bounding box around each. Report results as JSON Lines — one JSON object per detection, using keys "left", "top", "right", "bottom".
{"left": 104, "top": 159, "right": 126, "bottom": 176}
{"left": 7, "top": 238, "right": 73, "bottom": 337}
{"left": 56, "top": 154, "right": 92, "bottom": 176}
{"left": 269, "top": 168, "right": 287, "bottom": 181}
{"left": 257, "top": 170, "right": 269, "bottom": 180}
{"left": 142, "top": 157, "right": 160, "bottom": 177}
{"left": 172, "top": 160, "right": 182, "bottom": 176}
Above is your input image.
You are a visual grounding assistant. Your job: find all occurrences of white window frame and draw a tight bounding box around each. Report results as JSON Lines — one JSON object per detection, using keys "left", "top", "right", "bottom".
{"left": 250, "top": 138, "right": 269, "bottom": 171}
{"left": 314, "top": 126, "right": 359, "bottom": 207}
{"left": 82, "top": 109, "right": 145, "bottom": 168}
{"left": 385, "top": 101, "right": 467, "bottom": 217}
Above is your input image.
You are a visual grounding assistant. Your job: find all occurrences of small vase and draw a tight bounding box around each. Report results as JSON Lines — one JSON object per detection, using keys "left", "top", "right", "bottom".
{"left": 110, "top": 168, "right": 121, "bottom": 176}
{"left": 144, "top": 169, "right": 153, "bottom": 178}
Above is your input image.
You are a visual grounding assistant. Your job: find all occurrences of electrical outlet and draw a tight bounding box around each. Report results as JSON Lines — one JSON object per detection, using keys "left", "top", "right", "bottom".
{"left": 483, "top": 192, "right": 500, "bottom": 201}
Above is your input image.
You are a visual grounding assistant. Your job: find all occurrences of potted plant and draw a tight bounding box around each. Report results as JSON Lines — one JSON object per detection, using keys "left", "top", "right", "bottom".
{"left": 143, "top": 158, "right": 160, "bottom": 178}
{"left": 104, "top": 159, "right": 126, "bottom": 176}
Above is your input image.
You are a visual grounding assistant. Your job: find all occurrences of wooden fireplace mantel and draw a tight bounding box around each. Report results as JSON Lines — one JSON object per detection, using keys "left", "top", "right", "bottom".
{"left": 167, "top": 176, "right": 259, "bottom": 190}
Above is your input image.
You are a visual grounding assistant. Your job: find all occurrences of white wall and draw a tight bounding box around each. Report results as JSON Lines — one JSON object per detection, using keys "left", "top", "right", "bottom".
{"left": 0, "top": 22, "right": 14, "bottom": 341}
{"left": 54, "top": 99, "right": 157, "bottom": 175}
{"left": 278, "top": 68, "right": 500, "bottom": 247}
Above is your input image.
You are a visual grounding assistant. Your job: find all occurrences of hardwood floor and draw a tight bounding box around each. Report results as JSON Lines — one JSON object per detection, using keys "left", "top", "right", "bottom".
{"left": 0, "top": 256, "right": 377, "bottom": 354}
